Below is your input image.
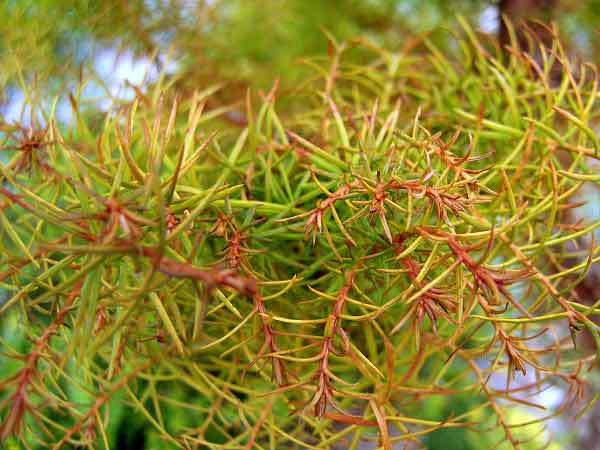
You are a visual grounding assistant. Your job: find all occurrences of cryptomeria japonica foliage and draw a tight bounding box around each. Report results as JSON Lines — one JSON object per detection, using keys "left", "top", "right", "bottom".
{"left": 1, "top": 21, "right": 600, "bottom": 449}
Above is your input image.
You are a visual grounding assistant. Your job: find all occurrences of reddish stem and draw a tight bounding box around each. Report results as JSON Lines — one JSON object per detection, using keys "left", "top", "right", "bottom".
{"left": 0, "top": 282, "right": 82, "bottom": 439}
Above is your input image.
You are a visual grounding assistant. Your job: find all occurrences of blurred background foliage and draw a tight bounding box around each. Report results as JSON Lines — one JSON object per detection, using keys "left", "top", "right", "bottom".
{"left": 0, "top": 1, "right": 599, "bottom": 449}
{"left": 2, "top": 0, "right": 600, "bottom": 95}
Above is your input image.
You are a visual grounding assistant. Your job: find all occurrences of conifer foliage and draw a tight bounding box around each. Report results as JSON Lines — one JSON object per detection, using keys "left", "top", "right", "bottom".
{"left": 1, "top": 22, "right": 600, "bottom": 449}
